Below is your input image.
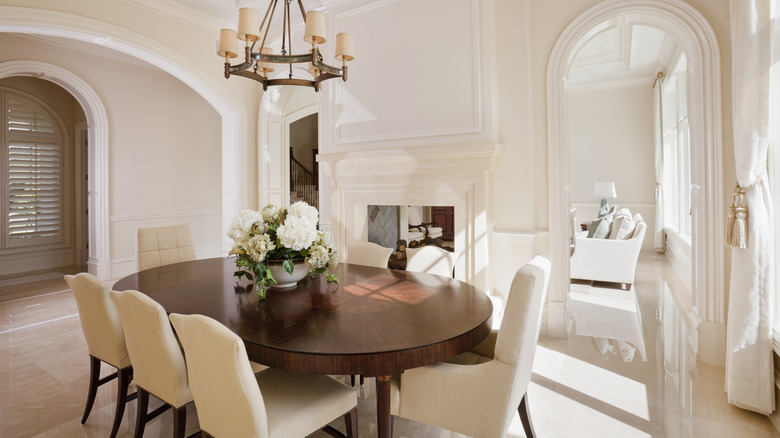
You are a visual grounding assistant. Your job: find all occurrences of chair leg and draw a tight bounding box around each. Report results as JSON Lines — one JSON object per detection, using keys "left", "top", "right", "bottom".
{"left": 360, "top": 375, "right": 365, "bottom": 386}
{"left": 134, "top": 388, "right": 150, "bottom": 438}
{"left": 350, "top": 375, "right": 356, "bottom": 387}
{"left": 173, "top": 405, "right": 188, "bottom": 438}
{"left": 81, "top": 356, "right": 101, "bottom": 424}
{"left": 344, "top": 406, "right": 358, "bottom": 438}
{"left": 518, "top": 392, "right": 536, "bottom": 438}
{"left": 111, "top": 366, "right": 133, "bottom": 438}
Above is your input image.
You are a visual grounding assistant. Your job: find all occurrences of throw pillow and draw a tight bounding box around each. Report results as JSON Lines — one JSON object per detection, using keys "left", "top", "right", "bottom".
{"left": 609, "top": 208, "right": 636, "bottom": 240}
{"left": 588, "top": 208, "right": 616, "bottom": 239}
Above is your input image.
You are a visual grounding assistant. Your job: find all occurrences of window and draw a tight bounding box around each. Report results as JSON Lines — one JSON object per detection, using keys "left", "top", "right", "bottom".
{"left": 1, "top": 88, "right": 66, "bottom": 248}
{"left": 661, "top": 53, "right": 691, "bottom": 237}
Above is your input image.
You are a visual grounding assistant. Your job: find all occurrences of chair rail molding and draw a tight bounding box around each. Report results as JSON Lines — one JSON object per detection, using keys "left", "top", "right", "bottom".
{"left": 318, "top": 142, "right": 505, "bottom": 293}
{"left": 0, "top": 5, "right": 248, "bottom": 280}
{"left": 547, "top": 0, "right": 724, "bottom": 360}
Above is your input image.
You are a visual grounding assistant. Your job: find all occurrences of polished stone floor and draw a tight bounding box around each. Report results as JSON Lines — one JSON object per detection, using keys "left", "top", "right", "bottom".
{"left": 1, "top": 252, "right": 778, "bottom": 437}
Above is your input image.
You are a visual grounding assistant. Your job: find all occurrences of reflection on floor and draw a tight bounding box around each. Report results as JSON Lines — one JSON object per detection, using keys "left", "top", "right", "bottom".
{"left": 1, "top": 252, "right": 779, "bottom": 437}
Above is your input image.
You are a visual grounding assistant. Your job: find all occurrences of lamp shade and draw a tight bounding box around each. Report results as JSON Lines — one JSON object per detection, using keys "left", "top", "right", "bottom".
{"left": 335, "top": 33, "right": 354, "bottom": 61}
{"left": 238, "top": 7, "right": 260, "bottom": 41}
{"left": 304, "top": 10, "right": 327, "bottom": 44}
{"left": 217, "top": 29, "right": 238, "bottom": 58}
{"left": 592, "top": 181, "right": 617, "bottom": 199}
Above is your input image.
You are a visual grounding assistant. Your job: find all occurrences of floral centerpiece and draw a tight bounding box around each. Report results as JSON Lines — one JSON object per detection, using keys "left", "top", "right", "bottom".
{"left": 227, "top": 201, "right": 338, "bottom": 299}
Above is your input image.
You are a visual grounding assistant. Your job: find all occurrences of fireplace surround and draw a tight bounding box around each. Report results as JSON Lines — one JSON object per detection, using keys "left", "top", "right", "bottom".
{"left": 318, "top": 142, "right": 505, "bottom": 292}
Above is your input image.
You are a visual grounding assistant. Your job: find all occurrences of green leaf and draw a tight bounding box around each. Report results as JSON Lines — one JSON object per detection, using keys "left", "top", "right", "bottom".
{"left": 282, "top": 259, "right": 295, "bottom": 274}
{"left": 325, "top": 272, "right": 339, "bottom": 283}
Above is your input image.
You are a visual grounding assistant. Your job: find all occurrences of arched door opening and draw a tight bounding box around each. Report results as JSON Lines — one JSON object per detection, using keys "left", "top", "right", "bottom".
{"left": 548, "top": 0, "right": 724, "bottom": 366}
{"left": 0, "top": 76, "right": 88, "bottom": 281}
{"left": 258, "top": 83, "right": 320, "bottom": 210}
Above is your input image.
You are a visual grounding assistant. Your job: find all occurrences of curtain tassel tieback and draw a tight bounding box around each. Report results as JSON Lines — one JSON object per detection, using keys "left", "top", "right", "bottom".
{"left": 725, "top": 172, "right": 764, "bottom": 249}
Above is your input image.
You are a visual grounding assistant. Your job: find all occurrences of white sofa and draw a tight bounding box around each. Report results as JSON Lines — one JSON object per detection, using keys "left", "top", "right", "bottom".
{"left": 570, "top": 213, "right": 647, "bottom": 287}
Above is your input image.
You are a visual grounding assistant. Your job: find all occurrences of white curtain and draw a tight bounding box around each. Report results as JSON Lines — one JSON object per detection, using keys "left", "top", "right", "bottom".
{"left": 726, "top": 0, "right": 775, "bottom": 414}
{"left": 653, "top": 77, "right": 665, "bottom": 252}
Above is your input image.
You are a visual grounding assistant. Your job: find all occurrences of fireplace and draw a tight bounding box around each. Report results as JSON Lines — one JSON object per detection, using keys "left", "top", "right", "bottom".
{"left": 318, "top": 142, "right": 505, "bottom": 292}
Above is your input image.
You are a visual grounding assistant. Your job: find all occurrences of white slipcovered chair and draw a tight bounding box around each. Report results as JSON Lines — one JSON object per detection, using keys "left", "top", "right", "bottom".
{"left": 405, "top": 246, "right": 460, "bottom": 278}
{"left": 137, "top": 224, "right": 196, "bottom": 271}
{"left": 391, "top": 254, "right": 552, "bottom": 438}
{"left": 169, "top": 313, "right": 358, "bottom": 438}
{"left": 110, "top": 290, "right": 194, "bottom": 438}
{"left": 65, "top": 273, "right": 133, "bottom": 438}
{"left": 407, "top": 207, "right": 443, "bottom": 242}
{"left": 570, "top": 213, "right": 647, "bottom": 288}
{"left": 347, "top": 242, "right": 392, "bottom": 269}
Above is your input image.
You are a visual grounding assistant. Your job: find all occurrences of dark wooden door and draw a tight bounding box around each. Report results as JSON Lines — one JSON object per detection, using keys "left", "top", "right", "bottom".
{"left": 431, "top": 206, "right": 454, "bottom": 240}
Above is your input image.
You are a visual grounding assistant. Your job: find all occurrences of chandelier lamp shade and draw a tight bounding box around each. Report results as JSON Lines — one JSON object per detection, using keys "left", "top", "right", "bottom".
{"left": 217, "top": 0, "right": 355, "bottom": 91}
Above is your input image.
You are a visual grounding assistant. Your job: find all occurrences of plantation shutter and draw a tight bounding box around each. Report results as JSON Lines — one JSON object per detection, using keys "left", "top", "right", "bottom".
{"left": 5, "top": 92, "right": 62, "bottom": 242}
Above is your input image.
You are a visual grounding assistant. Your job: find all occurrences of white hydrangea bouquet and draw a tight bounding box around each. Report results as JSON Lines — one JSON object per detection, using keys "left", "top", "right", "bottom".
{"left": 227, "top": 201, "right": 338, "bottom": 299}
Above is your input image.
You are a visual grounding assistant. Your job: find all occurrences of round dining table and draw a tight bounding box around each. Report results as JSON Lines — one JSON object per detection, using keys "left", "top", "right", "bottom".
{"left": 114, "top": 257, "right": 493, "bottom": 438}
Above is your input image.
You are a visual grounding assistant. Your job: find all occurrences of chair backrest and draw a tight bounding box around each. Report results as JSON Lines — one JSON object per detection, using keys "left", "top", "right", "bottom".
{"left": 64, "top": 273, "right": 131, "bottom": 369}
{"left": 347, "top": 242, "right": 392, "bottom": 269}
{"left": 407, "top": 206, "right": 422, "bottom": 225}
{"left": 169, "top": 313, "right": 268, "bottom": 438}
{"left": 137, "top": 224, "right": 196, "bottom": 271}
{"left": 494, "top": 254, "right": 551, "bottom": 431}
{"left": 110, "top": 290, "right": 191, "bottom": 408}
{"left": 405, "top": 246, "right": 460, "bottom": 278}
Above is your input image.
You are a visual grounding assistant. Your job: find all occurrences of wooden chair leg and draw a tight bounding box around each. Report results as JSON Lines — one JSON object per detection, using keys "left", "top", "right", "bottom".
{"left": 350, "top": 375, "right": 356, "bottom": 387}
{"left": 360, "top": 375, "right": 365, "bottom": 386}
{"left": 390, "top": 415, "right": 395, "bottom": 438}
{"left": 133, "top": 388, "right": 149, "bottom": 438}
{"left": 81, "top": 356, "right": 101, "bottom": 424}
{"left": 110, "top": 366, "right": 133, "bottom": 438}
{"left": 173, "top": 405, "right": 188, "bottom": 438}
{"left": 344, "top": 406, "right": 358, "bottom": 438}
{"left": 518, "top": 392, "right": 536, "bottom": 438}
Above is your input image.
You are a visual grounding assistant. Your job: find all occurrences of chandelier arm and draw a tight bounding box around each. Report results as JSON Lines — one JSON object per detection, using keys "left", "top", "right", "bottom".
{"left": 287, "top": 1, "right": 294, "bottom": 78}
{"left": 231, "top": 69, "right": 270, "bottom": 85}
{"left": 297, "top": 0, "right": 307, "bottom": 22}
{"left": 259, "top": 0, "right": 279, "bottom": 56}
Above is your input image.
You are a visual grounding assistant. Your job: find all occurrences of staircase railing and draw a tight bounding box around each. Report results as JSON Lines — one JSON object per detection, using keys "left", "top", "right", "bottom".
{"left": 290, "top": 147, "right": 318, "bottom": 209}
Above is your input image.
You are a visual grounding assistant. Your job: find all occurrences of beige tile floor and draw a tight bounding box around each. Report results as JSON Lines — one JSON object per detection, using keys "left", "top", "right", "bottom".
{"left": 1, "top": 252, "right": 778, "bottom": 437}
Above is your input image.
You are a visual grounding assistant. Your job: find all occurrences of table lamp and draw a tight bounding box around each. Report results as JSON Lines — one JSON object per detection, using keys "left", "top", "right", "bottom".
{"left": 593, "top": 181, "right": 617, "bottom": 214}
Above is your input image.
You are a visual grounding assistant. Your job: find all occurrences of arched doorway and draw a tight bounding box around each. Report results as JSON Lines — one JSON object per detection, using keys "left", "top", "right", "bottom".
{"left": 258, "top": 78, "right": 321, "bottom": 211}
{"left": 547, "top": 0, "right": 724, "bottom": 364}
{"left": 0, "top": 6, "right": 248, "bottom": 279}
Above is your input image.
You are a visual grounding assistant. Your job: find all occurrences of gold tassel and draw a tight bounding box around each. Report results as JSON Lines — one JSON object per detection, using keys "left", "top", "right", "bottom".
{"left": 725, "top": 172, "right": 762, "bottom": 249}
{"left": 732, "top": 206, "right": 748, "bottom": 249}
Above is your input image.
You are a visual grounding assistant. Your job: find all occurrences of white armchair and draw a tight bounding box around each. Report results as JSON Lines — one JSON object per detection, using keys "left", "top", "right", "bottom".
{"left": 570, "top": 213, "right": 647, "bottom": 287}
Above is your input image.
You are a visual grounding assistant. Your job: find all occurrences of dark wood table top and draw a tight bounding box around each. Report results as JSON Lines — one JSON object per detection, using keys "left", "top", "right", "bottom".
{"left": 113, "top": 257, "right": 493, "bottom": 377}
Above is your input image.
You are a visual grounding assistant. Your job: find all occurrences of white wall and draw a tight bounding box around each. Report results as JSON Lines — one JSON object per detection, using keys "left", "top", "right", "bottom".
{"left": 568, "top": 85, "right": 656, "bottom": 248}
{"left": 0, "top": 33, "right": 223, "bottom": 279}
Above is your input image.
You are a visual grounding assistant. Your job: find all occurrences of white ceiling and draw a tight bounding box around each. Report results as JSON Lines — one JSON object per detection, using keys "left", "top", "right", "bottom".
{"left": 568, "top": 21, "right": 679, "bottom": 91}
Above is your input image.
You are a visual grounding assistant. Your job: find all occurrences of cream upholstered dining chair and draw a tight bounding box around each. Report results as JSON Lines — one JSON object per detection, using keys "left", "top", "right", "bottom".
{"left": 347, "top": 242, "right": 393, "bottom": 269}
{"left": 169, "top": 313, "right": 358, "bottom": 438}
{"left": 405, "top": 246, "right": 460, "bottom": 278}
{"left": 65, "top": 273, "right": 133, "bottom": 438}
{"left": 390, "top": 254, "right": 552, "bottom": 438}
{"left": 110, "top": 290, "right": 193, "bottom": 438}
{"left": 137, "top": 224, "right": 196, "bottom": 271}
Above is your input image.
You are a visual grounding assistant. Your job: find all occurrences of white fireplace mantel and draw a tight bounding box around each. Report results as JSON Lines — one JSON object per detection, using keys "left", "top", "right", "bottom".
{"left": 318, "top": 142, "right": 505, "bottom": 293}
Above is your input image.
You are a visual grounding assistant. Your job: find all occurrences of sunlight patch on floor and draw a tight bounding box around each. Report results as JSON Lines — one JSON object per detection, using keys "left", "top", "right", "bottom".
{"left": 534, "top": 345, "right": 650, "bottom": 421}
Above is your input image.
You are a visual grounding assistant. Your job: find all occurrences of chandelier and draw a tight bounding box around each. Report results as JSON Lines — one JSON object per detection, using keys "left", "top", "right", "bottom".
{"left": 217, "top": 0, "right": 354, "bottom": 91}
